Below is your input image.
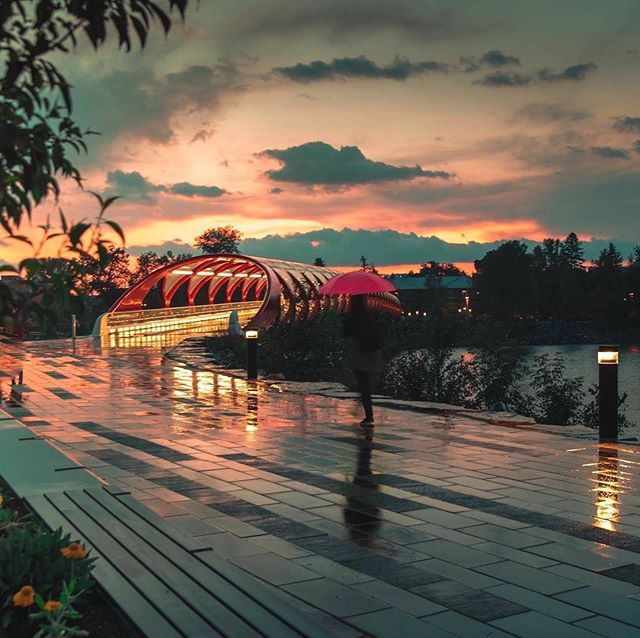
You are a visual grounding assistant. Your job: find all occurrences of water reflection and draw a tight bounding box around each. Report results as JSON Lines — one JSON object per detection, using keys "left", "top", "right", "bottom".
{"left": 592, "top": 446, "right": 623, "bottom": 531}
{"left": 246, "top": 383, "right": 259, "bottom": 433}
{"left": 344, "top": 431, "right": 382, "bottom": 545}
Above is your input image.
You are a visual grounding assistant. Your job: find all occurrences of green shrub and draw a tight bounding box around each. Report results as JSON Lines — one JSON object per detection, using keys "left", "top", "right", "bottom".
{"left": 581, "top": 385, "right": 635, "bottom": 434}
{"left": 384, "top": 349, "right": 474, "bottom": 405}
{"left": 467, "top": 346, "right": 529, "bottom": 411}
{"left": 258, "top": 311, "right": 346, "bottom": 380}
{"left": 30, "top": 579, "right": 89, "bottom": 638}
{"left": 526, "top": 354, "right": 585, "bottom": 425}
{"left": 0, "top": 526, "right": 94, "bottom": 633}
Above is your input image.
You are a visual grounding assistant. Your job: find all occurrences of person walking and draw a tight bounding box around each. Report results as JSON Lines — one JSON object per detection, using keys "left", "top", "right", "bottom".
{"left": 342, "top": 295, "right": 384, "bottom": 426}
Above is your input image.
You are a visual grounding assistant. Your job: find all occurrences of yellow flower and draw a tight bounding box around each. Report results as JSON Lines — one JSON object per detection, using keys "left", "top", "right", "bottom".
{"left": 44, "top": 600, "right": 62, "bottom": 613}
{"left": 0, "top": 494, "right": 4, "bottom": 507}
{"left": 12, "top": 585, "right": 35, "bottom": 607}
{"left": 60, "top": 541, "right": 87, "bottom": 559}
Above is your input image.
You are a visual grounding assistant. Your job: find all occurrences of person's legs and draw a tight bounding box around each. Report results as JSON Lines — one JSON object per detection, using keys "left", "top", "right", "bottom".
{"left": 354, "top": 369, "right": 374, "bottom": 423}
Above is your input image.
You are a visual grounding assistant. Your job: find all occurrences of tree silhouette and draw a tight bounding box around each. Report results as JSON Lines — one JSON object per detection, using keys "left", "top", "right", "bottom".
{"left": 195, "top": 226, "right": 243, "bottom": 254}
{"left": 473, "top": 241, "right": 533, "bottom": 318}
{"left": 560, "top": 233, "right": 585, "bottom": 269}
{"left": 0, "top": 0, "right": 188, "bottom": 235}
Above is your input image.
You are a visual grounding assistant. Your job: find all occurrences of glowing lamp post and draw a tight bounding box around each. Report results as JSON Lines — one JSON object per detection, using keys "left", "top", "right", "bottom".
{"left": 246, "top": 329, "right": 258, "bottom": 380}
{"left": 598, "top": 346, "right": 619, "bottom": 441}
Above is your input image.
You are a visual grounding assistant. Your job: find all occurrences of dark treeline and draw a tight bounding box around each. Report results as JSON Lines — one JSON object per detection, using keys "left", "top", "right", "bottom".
{"left": 472, "top": 233, "right": 640, "bottom": 323}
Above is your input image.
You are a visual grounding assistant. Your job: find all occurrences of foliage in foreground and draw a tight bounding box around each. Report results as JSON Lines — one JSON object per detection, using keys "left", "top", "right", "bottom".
{"left": 0, "top": 490, "right": 94, "bottom": 636}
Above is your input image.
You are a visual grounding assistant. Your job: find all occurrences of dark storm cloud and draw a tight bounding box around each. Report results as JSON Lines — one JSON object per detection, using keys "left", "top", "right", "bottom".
{"left": 591, "top": 146, "right": 631, "bottom": 159}
{"left": 227, "top": 1, "right": 486, "bottom": 42}
{"left": 273, "top": 49, "right": 524, "bottom": 83}
{"left": 477, "top": 62, "right": 597, "bottom": 88}
{"left": 538, "top": 63, "right": 598, "bottom": 82}
{"left": 169, "top": 183, "right": 226, "bottom": 198}
{"left": 477, "top": 71, "right": 533, "bottom": 87}
{"left": 514, "top": 102, "right": 589, "bottom": 123}
{"left": 633, "top": 140, "right": 640, "bottom": 155}
{"left": 481, "top": 49, "right": 521, "bottom": 68}
{"left": 461, "top": 49, "right": 521, "bottom": 72}
{"left": 239, "top": 228, "right": 634, "bottom": 267}
{"left": 70, "top": 62, "right": 242, "bottom": 148}
{"left": 104, "top": 170, "right": 162, "bottom": 204}
{"left": 104, "top": 170, "right": 226, "bottom": 204}
{"left": 613, "top": 116, "right": 640, "bottom": 133}
{"left": 273, "top": 55, "right": 450, "bottom": 83}
{"left": 259, "top": 142, "right": 453, "bottom": 186}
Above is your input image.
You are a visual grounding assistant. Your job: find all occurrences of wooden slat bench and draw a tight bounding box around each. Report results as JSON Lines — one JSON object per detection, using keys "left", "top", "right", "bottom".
{"left": 27, "top": 486, "right": 332, "bottom": 638}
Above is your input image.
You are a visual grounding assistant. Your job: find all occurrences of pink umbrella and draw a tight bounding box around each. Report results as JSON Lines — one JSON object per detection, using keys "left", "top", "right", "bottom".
{"left": 319, "top": 271, "right": 397, "bottom": 295}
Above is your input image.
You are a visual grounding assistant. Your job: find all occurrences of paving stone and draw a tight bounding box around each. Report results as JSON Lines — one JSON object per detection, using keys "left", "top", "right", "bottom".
{"left": 403, "top": 508, "right": 481, "bottom": 529}
{"left": 487, "top": 583, "right": 594, "bottom": 622}
{"left": 197, "top": 534, "right": 268, "bottom": 559}
{"left": 600, "top": 564, "right": 640, "bottom": 586}
{"left": 282, "top": 578, "right": 388, "bottom": 618}
{"left": 408, "top": 539, "right": 504, "bottom": 567}
{"left": 557, "top": 586, "right": 640, "bottom": 627}
{"left": 426, "top": 610, "right": 516, "bottom": 638}
{"left": 574, "top": 615, "right": 640, "bottom": 637}
{"left": 410, "top": 579, "right": 529, "bottom": 622}
{"left": 163, "top": 514, "right": 224, "bottom": 536}
{"left": 491, "top": 611, "right": 600, "bottom": 638}
{"left": 477, "top": 560, "right": 585, "bottom": 595}
{"left": 411, "top": 522, "right": 489, "bottom": 546}
{"left": 249, "top": 534, "right": 314, "bottom": 559}
{"left": 544, "top": 564, "right": 640, "bottom": 596}
{"left": 231, "top": 553, "right": 322, "bottom": 585}
{"left": 462, "top": 523, "right": 550, "bottom": 549}
{"left": 343, "top": 554, "right": 446, "bottom": 589}
{"left": 345, "top": 608, "right": 455, "bottom": 638}
{"left": 471, "top": 541, "right": 559, "bottom": 568}
{"left": 202, "top": 515, "right": 266, "bottom": 538}
{"left": 412, "top": 558, "right": 504, "bottom": 590}
{"left": 526, "top": 542, "right": 630, "bottom": 571}
{"left": 353, "top": 580, "right": 446, "bottom": 617}
{"left": 293, "top": 555, "right": 375, "bottom": 585}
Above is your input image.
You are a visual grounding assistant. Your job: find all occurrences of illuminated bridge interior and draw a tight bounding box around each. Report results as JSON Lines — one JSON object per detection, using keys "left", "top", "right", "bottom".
{"left": 94, "top": 254, "right": 402, "bottom": 346}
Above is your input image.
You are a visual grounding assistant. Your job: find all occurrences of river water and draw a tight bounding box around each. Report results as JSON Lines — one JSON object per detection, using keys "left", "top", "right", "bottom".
{"left": 455, "top": 344, "right": 640, "bottom": 436}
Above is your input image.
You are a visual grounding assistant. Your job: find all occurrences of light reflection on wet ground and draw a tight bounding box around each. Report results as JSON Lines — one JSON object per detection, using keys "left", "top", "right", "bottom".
{"left": 3, "top": 336, "right": 640, "bottom": 635}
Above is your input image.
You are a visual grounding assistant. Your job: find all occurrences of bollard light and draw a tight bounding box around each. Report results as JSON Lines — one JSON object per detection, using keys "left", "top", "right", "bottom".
{"left": 245, "top": 330, "right": 258, "bottom": 380}
{"left": 598, "top": 345, "right": 619, "bottom": 441}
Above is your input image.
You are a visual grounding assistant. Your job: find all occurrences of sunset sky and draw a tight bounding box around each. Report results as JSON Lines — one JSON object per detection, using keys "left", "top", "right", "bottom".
{"left": 4, "top": 0, "right": 640, "bottom": 269}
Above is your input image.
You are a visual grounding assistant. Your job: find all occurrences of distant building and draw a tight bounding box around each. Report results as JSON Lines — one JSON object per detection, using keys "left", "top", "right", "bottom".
{"left": 387, "top": 274, "right": 473, "bottom": 316}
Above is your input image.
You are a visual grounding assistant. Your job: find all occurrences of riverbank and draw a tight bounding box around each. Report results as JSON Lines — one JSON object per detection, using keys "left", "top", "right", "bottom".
{"left": 167, "top": 337, "right": 619, "bottom": 441}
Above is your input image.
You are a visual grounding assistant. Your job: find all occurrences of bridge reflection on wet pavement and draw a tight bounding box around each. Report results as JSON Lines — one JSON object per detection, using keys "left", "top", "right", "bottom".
{"left": 3, "top": 337, "right": 640, "bottom": 638}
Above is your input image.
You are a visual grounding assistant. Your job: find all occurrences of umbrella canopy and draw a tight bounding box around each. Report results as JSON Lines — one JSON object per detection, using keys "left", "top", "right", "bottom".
{"left": 319, "top": 271, "right": 397, "bottom": 295}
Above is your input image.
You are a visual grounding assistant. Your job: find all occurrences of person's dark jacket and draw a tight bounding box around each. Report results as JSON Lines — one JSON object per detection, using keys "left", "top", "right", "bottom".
{"left": 343, "top": 310, "right": 384, "bottom": 353}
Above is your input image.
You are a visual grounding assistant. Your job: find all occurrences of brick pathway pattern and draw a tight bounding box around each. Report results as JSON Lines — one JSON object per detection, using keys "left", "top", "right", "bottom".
{"left": 2, "top": 339, "right": 640, "bottom": 638}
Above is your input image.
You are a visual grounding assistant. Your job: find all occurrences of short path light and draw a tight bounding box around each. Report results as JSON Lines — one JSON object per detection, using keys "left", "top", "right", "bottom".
{"left": 245, "top": 329, "right": 258, "bottom": 380}
{"left": 598, "top": 346, "right": 619, "bottom": 441}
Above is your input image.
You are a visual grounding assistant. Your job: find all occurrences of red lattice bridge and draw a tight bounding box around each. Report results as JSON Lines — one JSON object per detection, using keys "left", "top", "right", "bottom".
{"left": 93, "top": 254, "right": 401, "bottom": 341}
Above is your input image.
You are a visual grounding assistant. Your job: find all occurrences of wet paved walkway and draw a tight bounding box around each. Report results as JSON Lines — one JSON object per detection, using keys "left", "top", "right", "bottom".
{"left": 2, "top": 338, "right": 640, "bottom": 637}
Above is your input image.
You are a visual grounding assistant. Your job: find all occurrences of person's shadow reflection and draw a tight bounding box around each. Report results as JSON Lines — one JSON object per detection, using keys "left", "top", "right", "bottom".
{"left": 343, "top": 430, "right": 382, "bottom": 545}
